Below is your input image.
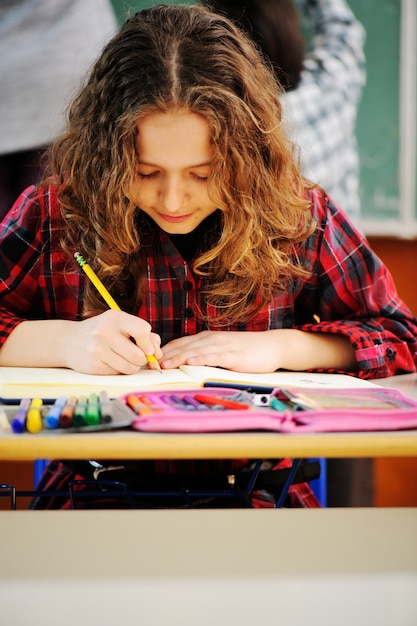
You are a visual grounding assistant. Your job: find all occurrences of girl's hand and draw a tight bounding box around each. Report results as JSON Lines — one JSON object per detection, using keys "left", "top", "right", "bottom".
{"left": 63, "top": 309, "right": 162, "bottom": 375}
{"left": 161, "top": 330, "right": 282, "bottom": 373}
{"left": 161, "top": 329, "right": 356, "bottom": 373}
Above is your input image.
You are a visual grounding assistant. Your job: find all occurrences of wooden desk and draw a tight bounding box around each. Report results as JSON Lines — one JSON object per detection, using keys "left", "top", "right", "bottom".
{"left": 1, "top": 427, "right": 417, "bottom": 461}
{"left": 375, "top": 372, "right": 417, "bottom": 398}
{"left": 1, "top": 374, "right": 417, "bottom": 461}
{"left": 1, "top": 508, "right": 417, "bottom": 626}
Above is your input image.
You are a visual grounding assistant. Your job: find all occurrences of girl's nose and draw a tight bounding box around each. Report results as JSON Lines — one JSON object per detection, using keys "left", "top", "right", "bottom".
{"left": 159, "top": 178, "right": 185, "bottom": 212}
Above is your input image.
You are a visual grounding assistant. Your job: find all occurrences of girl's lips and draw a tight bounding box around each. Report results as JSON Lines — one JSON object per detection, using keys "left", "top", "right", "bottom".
{"left": 157, "top": 212, "right": 192, "bottom": 223}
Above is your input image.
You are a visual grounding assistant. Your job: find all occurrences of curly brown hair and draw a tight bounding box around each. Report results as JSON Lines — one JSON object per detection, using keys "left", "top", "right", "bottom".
{"left": 46, "top": 3, "right": 315, "bottom": 324}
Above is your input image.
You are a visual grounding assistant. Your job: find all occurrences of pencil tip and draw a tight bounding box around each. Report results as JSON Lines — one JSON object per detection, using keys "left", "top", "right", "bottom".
{"left": 146, "top": 354, "right": 162, "bottom": 371}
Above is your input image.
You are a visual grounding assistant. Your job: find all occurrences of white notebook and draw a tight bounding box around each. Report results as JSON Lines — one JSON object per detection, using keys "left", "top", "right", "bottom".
{"left": 0, "top": 364, "right": 376, "bottom": 402}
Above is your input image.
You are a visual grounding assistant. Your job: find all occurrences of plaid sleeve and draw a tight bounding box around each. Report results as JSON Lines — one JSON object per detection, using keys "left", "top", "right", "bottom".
{"left": 297, "top": 189, "right": 417, "bottom": 378}
{"left": 0, "top": 186, "right": 41, "bottom": 345}
{"left": 0, "top": 185, "right": 82, "bottom": 347}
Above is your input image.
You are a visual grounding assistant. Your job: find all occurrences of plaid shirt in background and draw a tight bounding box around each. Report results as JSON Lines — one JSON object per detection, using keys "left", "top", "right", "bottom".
{"left": 282, "top": 0, "right": 366, "bottom": 230}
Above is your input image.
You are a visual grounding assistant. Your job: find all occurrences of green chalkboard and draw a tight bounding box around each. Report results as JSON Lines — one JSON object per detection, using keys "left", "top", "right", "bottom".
{"left": 350, "top": 0, "right": 402, "bottom": 226}
{"left": 111, "top": 0, "right": 192, "bottom": 23}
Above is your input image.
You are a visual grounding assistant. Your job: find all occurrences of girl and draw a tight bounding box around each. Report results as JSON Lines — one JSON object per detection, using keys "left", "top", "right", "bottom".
{"left": 1, "top": 4, "right": 415, "bottom": 508}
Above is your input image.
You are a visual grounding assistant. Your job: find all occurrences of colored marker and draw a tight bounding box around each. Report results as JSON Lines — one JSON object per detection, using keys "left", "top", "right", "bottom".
{"left": 11, "top": 398, "right": 31, "bottom": 434}
{"left": 126, "top": 394, "right": 156, "bottom": 415}
{"left": 269, "top": 397, "right": 289, "bottom": 412}
{"left": 26, "top": 398, "right": 43, "bottom": 433}
{"left": 193, "top": 394, "right": 250, "bottom": 410}
{"left": 44, "top": 395, "right": 68, "bottom": 429}
{"left": 160, "top": 394, "right": 188, "bottom": 409}
{"left": 280, "top": 389, "right": 318, "bottom": 410}
{"left": 183, "top": 395, "right": 206, "bottom": 410}
{"left": 59, "top": 395, "right": 77, "bottom": 427}
{"left": 137, "top": 395, "right": 155, "bottom": 406}
{"left": 74, "top": 252, "right": 162, "bottom": 372}
{"left": 99, "top": 390, "right": 113, "bottom": 423}
{"left": 73, "top": 395, "right": 88, "bottom": 426}
{"left": 85, "top": 393, "right": 100, "bottom": 425}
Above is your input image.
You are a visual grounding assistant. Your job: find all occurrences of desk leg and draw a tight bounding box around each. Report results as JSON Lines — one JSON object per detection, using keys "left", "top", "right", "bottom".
{"left": 275, "top": 459, "right": 301, "bottom": 508}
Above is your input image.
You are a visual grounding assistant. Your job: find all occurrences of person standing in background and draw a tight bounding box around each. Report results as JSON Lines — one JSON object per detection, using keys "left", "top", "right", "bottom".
{"left": 205, "top": 0, "right": 366, "bottom": 230}
{"left": 0, "top": 0, "right": 117, "bottom": 221}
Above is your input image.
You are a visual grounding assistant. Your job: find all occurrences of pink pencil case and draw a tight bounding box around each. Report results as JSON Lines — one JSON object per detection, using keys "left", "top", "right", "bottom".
{"left": 121, "top": 386, "right": 417, "bottom": 433}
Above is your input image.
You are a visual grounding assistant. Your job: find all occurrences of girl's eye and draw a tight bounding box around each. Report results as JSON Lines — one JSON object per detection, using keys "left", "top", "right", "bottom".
{"left": 138, "top": 172, "right": 158, "bottom": 179}
{"left": 192, "top": 174, "right": 209, "bottom": 182}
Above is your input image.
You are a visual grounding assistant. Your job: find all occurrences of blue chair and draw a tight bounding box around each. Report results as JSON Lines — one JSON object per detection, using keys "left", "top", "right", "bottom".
{"left": 309, "top": 458, "right": 327, "bottom": 506}
{"left": 34, "top": 459, "right": 49, "bottom": 488}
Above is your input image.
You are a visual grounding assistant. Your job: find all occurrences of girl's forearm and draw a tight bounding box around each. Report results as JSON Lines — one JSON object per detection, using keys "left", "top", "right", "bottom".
{"left": 0, "top": 320, "right": 77, "bottom": 367}
{"left": 273, "top": 329, "right": 357, "bottom": 372}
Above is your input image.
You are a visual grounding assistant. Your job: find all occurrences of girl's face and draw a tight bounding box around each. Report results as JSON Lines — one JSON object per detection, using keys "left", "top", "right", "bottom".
{"left": 134, "top": 110, "right": 218, "bottom": 234}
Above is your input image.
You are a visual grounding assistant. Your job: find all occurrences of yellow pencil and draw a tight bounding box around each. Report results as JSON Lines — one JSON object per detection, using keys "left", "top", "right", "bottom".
{"left": 74, "top": 252, "right": 161, "bottom": 371}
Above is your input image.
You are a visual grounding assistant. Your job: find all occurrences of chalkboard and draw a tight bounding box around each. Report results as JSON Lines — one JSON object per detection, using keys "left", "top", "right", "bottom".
{"left": 110, "top": 0, "right": 417, "bottom": 236}
{"left": 349, "top": 0, "right": 417, "bottom": 236}
{"left": 111, "top": 0, "right": 193, "bottom": 22}
{"left": 350, "top": 1, "right": 400, "bottom": 225}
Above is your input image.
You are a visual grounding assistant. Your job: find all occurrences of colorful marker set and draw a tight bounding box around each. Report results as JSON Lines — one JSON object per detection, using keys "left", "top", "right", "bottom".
{"left": 11, "top": 391, "right": 114, "bottom": 434}
{"left": 124, "top": 388, "right": 314, "bottom": 417}
{"left": 124, "top": 388, "right": 295, "bottom": 417}
{"left": 9, "top": 387, "right": 320, "bottom": 435}
{"left": 126, "top": 386, "right": 417, "bottom": 434}
{"left": 124, "top": 387, "right": 297, "bottom": 433}
{"left": 125, "top": 391, "right": 255, "bottom": 415}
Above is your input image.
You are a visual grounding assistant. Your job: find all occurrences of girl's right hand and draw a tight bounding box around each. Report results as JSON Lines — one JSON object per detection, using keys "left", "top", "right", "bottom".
{"left": 63, "top": 309, "right": 162, "bottom": 375}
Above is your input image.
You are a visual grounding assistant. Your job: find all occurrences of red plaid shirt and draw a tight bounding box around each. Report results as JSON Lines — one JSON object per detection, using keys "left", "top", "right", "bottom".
{"left": 1, "top": 183, "right": 416, "bottom": 378}
{"left": 2, "top": 184, "right": 417, "bottom": 508}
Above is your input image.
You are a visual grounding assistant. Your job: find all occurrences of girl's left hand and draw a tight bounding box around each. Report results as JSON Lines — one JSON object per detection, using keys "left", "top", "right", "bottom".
{"left": 160, "top": 330, "right": 281, "bottom": 373}
{"left": 161, "top": 328, "right": 357, "bottom": 374}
